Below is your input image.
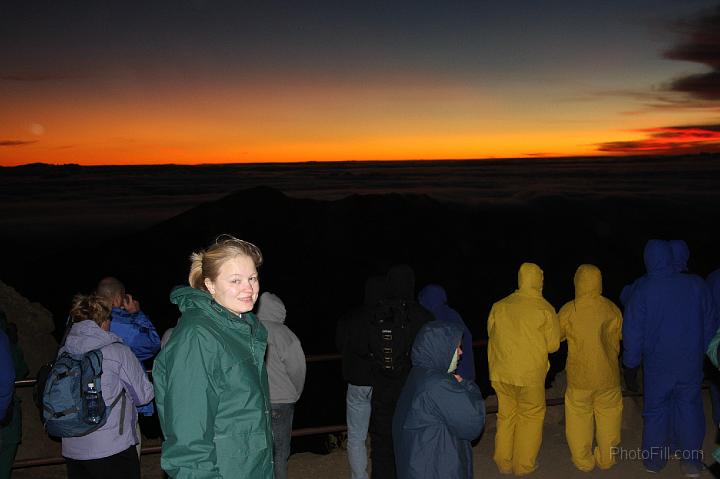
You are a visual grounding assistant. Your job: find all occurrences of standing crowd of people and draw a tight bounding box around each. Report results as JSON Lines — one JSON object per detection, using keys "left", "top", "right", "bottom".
{"left": 2, "top": 236, "right": 720, "bottom": 479}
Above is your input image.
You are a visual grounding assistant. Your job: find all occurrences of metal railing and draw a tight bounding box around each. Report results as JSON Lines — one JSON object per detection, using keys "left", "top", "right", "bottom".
{"left": 11, "top": 338, "right": 644, "bottom": 470}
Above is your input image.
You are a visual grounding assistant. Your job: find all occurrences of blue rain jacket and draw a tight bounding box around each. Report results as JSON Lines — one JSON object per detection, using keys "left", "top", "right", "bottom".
{"left": 623, "top": 240, "right": 717, "bottom": 383}
{"left": 0, "top": 329, "right": 14, "bottom": 421}
{"left": 707, "top": 269, "right": 720, "bottom": 313}
{"left": 669, "top": 240, "right": 689, "bottom": 272}
{"left": 418, "top": 284, "right": 476, "bottom": 381}
{"left": 110, "top": 307, "right": 161, "bottom": 415}
{"left": 393, "top": 321, "right": 485, "bottom": 479}
{"left": 707, "top": 270, "right": 720, "bottom": 343}
{"left": 110, "top": 308, "right": 161, "bottom": 363}
{"left": 622, "top": 240, "right": 689, "bottom": 307}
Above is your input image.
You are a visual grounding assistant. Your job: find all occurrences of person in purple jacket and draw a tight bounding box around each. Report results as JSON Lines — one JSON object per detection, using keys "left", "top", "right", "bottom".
{"left": 61, "top": 293, "right": 154, "bottom": 479}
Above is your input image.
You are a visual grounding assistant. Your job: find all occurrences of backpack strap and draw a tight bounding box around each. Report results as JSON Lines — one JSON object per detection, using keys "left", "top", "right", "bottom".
{"left": 110, "top": 389, "right": 126, "bottom": 435}
{"left": 96, "top": 341, "right": 127, "bottom": 436}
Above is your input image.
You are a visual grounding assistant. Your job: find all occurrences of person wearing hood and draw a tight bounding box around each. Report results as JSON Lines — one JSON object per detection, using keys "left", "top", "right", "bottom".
{"left": 487, "top": 262, "right": 560, "bottom": 476}
{"left": 623, "top": 239, "right": 717, "bottom": 476}
{"left": 153, "top": 235, "right": 274, "bottom": 479}
{"left": 418, "top": 284, "right": 475, "bottom": 382}
{"left": 670, "top": 240, "right": 720, "bottom": 430}
{"left": 706, "top": 264, "right": 720, "bottom": 429}
{"left": 257, "top": 292, "right": 306, "bottom": 479}
{"left": 0, "top": 312, "right": 29, "bottom": 478}
{"left": 0, "top": 325, "right": 14, "bottom": 453}
{"left": 369, "top": 264, "right": 433, "bottom": 479}
{"left": 558, "top": 265, "right": 623, "bottom": 471}
{"left": 335, "top": 275, "right": 387, "bottom": 479}
{"left": 61, "top": 294, "right": 154, "bottom": 479}
{"left": 393, "top": 321, "right": 485, "bottom": 479}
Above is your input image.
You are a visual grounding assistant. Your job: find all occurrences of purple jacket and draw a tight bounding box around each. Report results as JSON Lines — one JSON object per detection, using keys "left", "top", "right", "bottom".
{"left": 60, "top": 320, "right": 154, "bottom": 460}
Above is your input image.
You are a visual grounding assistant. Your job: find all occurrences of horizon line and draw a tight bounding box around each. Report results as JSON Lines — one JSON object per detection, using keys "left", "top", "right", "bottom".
{"left": 4, "top": 151, "right": 717, "bottom": 168}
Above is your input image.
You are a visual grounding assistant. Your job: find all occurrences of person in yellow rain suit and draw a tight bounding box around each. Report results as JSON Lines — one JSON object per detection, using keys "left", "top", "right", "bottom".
{"left": 488, "top": 262, "right": 561, "bottom": 476}
{"left": 559, "top": 264, "right": 623, "bottom": 472}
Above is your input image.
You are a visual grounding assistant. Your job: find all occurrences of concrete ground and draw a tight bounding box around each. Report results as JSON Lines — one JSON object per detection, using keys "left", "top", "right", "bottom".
{"left": 11, "top": 390, "right": 720, "bottom": 478}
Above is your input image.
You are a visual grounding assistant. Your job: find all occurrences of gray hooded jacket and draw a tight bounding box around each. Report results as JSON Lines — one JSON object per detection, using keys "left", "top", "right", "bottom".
{"left": 257, "top": 292, "right": 306, "bottom": 404}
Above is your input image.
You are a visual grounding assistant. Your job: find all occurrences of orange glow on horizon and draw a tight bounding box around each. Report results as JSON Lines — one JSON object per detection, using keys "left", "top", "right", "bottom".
{"left": 3, "top": 75, "right": 720, "bottom": 167}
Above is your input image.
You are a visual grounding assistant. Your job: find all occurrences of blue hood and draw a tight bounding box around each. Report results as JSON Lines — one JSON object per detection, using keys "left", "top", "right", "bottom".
{"left": 644, "top": 239, "right": 674, "bottom": 277}
{"left": 417, "top": 283, "right": 476, "bottom": 380}
{"left": 669, "top": 239, "right": 689, "bottom": 273}
{"left": 418, "top": 284, "right": 446, "bottom": 311}
{"left": 411, "top": 321, "right": 463, "bottom": 373}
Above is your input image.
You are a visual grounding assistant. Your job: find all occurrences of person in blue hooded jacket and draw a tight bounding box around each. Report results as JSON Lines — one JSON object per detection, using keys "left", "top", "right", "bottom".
{"left": 623, "top": 239, "right": 717, "bottom": 476}
{"left": 670, "top": 240, "right": 720, "bottom": 430}
{"left": 707, "top": 265, "right": 720, "bottom": 428}
{"left": 393, "top": 321, "right": 485, "bottom": 479}
{"left": 418, "top": 284, "right": 475, "bottom": 382}
{"left": 0, "top": 328, "right": 14, "bottom": 425}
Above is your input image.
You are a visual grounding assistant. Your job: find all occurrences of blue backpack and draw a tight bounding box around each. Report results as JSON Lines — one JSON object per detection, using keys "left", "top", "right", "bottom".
{"left": 41, "top": 346, "right": 124, "bottom": 437}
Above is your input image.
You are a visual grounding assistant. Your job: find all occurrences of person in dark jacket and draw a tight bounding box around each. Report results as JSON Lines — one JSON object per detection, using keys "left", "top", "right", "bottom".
{"left": 393, "top": 320, "right": 485, "bottom": 479}
{"left": 335, "top": 276, "right": 387, "bottom": 479}
{"left": 707, "top": 266, "right": 720, "bottom": 428}
{"left": 0, "top": 327, "right": 14, "bottom": 432}
{"left": 369, "top": 265, "right": 432, "bottom": 479}
{"left": 0, "top": 313, "right": 29, "bottom": 478}
{"left": 418, "top": 284, "right": 475, "bottom": 381}
{"left": 623, "top": 239, "right": 717, "bottom": 476}
{"left": 669, "top": 240, "right": 720, "bottom": 431}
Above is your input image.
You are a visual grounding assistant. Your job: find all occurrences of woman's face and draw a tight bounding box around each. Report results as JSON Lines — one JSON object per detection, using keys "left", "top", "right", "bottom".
{"left": 204, "top": 255, "right": 259, "bottom": 315}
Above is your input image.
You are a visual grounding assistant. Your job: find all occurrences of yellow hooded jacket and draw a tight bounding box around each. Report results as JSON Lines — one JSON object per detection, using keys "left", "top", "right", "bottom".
{"left": 488, "top": 263, "right": 560, "bottom": 386}
{"left": 559, "top": 264, "right": 622, "bottom": 390}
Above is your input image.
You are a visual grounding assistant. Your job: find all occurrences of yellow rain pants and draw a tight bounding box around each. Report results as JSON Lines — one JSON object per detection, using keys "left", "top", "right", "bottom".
{"left": 565, "top": 386, "right": 622, "bottom": 471}
{"left": 492, "top": 381, "right": 546, "bottom": 475}
{"left": 488, "top": 262, "right": 560, "bottom": 475}
{"left": 559, "top": 264, "right": 623, "bottom": 471}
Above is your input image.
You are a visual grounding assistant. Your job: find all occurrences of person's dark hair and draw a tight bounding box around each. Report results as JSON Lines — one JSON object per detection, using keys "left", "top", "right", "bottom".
{"left": 96, "top": 277, "right": 125, "bottom": 301}
{"left": 70, "top": 293, "right": 111, "bottom": 326}
{"left": 188, "top": 235, "right": 263, "bottom": 292}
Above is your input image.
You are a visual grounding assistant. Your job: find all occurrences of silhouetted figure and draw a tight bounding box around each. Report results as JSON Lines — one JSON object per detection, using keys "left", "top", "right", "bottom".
{"left": 393, "top": 321, "right": 485, "bottom": 479}
{"left": 488, "top": 262, "right": 560, "bottom": 475}
{"left": 368, "top": 265, "right": 432, "bottom": 479}
{"left": 418, "top": 284, "right": 475, "bottom": 381}
{"left": 623, "top": 239, "right": 717, "bottom": 476}
{"left": 336, "top": 276, "right": 387, "bottom": 479}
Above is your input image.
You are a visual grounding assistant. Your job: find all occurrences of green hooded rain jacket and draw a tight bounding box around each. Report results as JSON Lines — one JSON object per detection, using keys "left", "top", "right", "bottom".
{"left": 153, "top": 286, "right": 274, "bottom": 478}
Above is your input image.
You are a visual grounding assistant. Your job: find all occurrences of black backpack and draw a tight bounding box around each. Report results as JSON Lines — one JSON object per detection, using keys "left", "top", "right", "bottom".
{"left": 367, "top": 298, "right": 412, "bottom": 378}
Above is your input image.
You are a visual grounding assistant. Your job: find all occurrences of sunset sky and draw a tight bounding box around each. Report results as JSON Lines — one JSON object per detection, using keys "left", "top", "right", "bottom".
{"left": 2, "top": 0, "right": 720, "bottom": 166}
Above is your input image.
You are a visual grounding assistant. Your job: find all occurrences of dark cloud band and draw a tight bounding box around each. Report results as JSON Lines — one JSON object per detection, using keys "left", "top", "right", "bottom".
{"left": 0, "top": 140, "right": 37, "bottom": 147}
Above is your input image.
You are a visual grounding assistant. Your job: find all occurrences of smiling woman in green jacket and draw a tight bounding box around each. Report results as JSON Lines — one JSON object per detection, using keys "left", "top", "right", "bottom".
{"left": 153, "top": 235, "right": 274, "bottom": 478}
